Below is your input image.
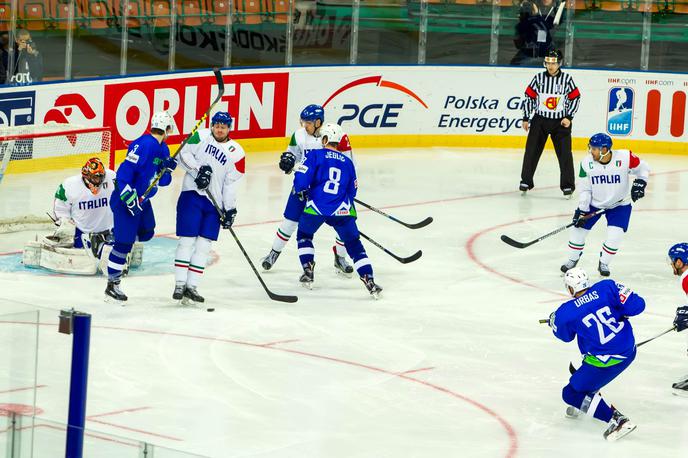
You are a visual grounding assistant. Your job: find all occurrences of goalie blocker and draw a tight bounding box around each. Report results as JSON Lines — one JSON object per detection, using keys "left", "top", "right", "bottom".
{"left": 23, "top": 232, "right": 143, "bottom": 275}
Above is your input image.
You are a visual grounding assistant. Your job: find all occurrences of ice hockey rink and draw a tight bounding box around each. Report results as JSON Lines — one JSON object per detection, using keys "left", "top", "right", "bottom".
{"left": 1, "top": 147, "right": 687, "bottom": 457}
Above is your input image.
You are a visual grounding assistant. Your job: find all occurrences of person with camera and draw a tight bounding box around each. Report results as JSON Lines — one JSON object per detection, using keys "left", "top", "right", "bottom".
{"left": 9, "top": 29, "right": 43, "bottom": 86}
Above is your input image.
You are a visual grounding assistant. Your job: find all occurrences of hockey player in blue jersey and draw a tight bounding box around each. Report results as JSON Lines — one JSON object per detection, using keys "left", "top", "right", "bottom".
{"left": 548, "top": 267, "right": 645, "bottom": 441}
{"left": 293, "top": 123, "right": 382, "bottom": 298}
{"left": 105, "top": 111, "right": 177, "bottom": 302}
{"left": 260, "top": 104, "right": 355, "bottom": 276}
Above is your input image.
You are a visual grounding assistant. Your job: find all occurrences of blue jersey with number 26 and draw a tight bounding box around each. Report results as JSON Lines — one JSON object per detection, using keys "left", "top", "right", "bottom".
{"left": 293, "top": 147, "right": 357, "bottom": 217}
{"left": 551, "top": 279, "right": 645, "bottom": 364}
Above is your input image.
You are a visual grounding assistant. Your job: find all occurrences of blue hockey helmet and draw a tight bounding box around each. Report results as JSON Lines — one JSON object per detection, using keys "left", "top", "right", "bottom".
{"left": 300, "top": 104, "right": 325, "bottom": 124}
{"left": 211, "top": 111, "right": 233, "bottom": 128}
{"left": 668, "top": 243, "right": 688, "bottom": 264}
{"left": 589, "top": 133, "right": 612, "bottom": 150}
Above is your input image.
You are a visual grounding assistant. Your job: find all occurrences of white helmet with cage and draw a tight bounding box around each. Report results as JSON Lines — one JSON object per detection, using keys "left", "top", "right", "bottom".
{"left": 564, "top": 267, "right": 590, "bottom": 296}
{"left": 150, "top": 111, "right": 173, "bottom": 131}
{"left": 319, "top": 123, "right": 344, "bottom": 144}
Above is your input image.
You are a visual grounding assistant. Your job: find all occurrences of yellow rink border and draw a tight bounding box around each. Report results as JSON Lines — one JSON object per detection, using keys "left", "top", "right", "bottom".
{"left": 6, "top": 134, "right": 687, "bottom": 174}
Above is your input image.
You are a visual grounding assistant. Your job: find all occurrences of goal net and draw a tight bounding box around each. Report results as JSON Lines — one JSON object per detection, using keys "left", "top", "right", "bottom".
{"left": 0, "top": 125, "right": 113, "bottom": 233}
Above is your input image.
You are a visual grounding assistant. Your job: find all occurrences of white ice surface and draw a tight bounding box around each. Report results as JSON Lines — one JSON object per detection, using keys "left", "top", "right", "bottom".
{"left": 1, "top": 148, "right": 687, "bottom": 457}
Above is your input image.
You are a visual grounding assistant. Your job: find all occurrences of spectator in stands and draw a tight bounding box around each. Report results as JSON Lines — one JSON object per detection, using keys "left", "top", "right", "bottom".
{"left": 510, "top": 0, "right": 556, "bottom": 66}
{"left": 9, "top": 29, "right": 43, "bottom": 86}
{"left": 0, "top": 32, "right": 8, "bottom": 85}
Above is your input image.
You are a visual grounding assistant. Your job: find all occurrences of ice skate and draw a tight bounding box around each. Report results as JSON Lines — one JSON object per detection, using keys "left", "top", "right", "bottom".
{"left": 603, "top": 409, "right": 636, "bottom": 441}
{"left": 519, "top": 183, "right": 529, "bottom": 197}
{"left": 565, "top": 406, "right": 580, "bottom": 419}
{"left": 300, "top": 261, "right": 315, "bottom": 290}
{"left": 598, "top": 260, "right": 610, "bottom": 277}
{"left": 333, "top": 246, "right": 353, "bottom": 277}
{"left": 563, "top": 188, "right": 574, "bottom": 200}
{"left": 105, "top": 279, "right": 127, "bottom": 303}
{"left": 360, "top": 275, "right": 382, "bottom": 299}
{"left": 181, "top": 286, "right": 205, "bottom": 305}
{"left": 261, "top": 249, "right": 281, "bottom": 271}
{"left": 173, "top": 284, "right": 185, "bottom": 301}
{"left": 672, "top": 376, "right": 688, "bottom": 397}
{"left": 560, "top": 258, "right": 579, "bottom": 273}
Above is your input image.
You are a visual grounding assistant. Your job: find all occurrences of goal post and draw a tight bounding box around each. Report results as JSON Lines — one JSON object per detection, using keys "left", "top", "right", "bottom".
{"left": 0, "top": 125, "right": 114, "bottom": 232}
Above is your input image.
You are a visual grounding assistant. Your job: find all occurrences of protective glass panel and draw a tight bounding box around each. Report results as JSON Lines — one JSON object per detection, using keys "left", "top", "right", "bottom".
{"left": 569, "top": 0, "right": 644, "bottom": 69}
{"left": 8, "top": 0, "right": 64, "bottom": 84}
{"left": 292, "top": 0, "right": 352, "bottom": 64}
{"left": 497, "top": 0, "right": 566, "bottom": 66}
{"left": 230, "top": 0, "right": 288, "bottom": 67}
{"left": 357, "top": 0, "right": 418, "bottom": 64}
{"left": 647, "top": 4, "right": 688, "bottom": 72}
{"left": 68, "top": 0, "right": 123, "bottom": 79}
{"left": 422, "top": 0, "right": 492, "bottom": 64}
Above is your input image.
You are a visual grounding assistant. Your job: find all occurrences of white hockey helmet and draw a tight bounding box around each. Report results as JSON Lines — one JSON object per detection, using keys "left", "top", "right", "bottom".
{"left": 564, "top": 267, "right": 590, "bottom": 295}
{"left": 319, "top": 123, "right": 344, "bottom": 144}
{"left": 150, "top": 111, "right": 173, "bottom": 131}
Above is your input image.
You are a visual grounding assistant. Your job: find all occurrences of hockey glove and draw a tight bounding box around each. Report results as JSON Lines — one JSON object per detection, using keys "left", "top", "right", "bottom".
{"left": 221, "top": 208, "right": 237, "bottom": 229}
{"left": 160, "top": 156, "right": 177, "bottom": 172}
{"left": 279, "top": 152, "right": 296, "bottom": 174}
{"left": 120, "top": 185, "right": 142, "bottom": 217}
{"left": 631, "top": 179, "right": 647, "bottom": 202}
{"left": 572, "top": 208, "right": 589, "bottom": 228}
{"left": 548, "top": 312, "right": 556, "bottom": 329}
{"left": 194, "top": 165, "right": 213, "bottom": 190}
{"left": 674, "top": 305, "right": 688, "bottom": 332}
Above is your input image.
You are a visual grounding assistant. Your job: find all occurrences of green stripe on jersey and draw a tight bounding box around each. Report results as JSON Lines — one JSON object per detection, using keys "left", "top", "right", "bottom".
{"left": 288, "top": 132, "right": 297, "bottom": 147}
{"left": 584, "top": 355, "right": 623, "bottom": 367}
{"left": 187, "top": 131, "right": 201, "bottom": 145}
{"left": 579, "top": 164, "right": 587, "bottom": 178}
{"left": 54, "top": 184, "right": 67, "bottom": 201}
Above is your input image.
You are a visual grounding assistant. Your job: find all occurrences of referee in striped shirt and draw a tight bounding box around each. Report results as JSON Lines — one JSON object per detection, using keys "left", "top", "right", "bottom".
{"left": 519, "top": 49, "right": 581, "bottom": 198}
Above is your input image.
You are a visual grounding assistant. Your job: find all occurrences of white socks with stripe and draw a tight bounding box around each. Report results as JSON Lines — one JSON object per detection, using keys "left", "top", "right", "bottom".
{"left": 175, "top": 236, "right": 212, "bottom": 288}
{"left": 599, "top": 226, "right": 624, "bottom": 266}
{"left": 271, "top": 219, "right": 299, "bottom": 252}
{"left": 567, "top": 227, "right": 589, "bottom": 262}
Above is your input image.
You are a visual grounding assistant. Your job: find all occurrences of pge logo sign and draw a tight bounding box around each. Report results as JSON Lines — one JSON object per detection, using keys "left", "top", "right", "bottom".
{"left": 607, "top": 87, "right": 634, "bottom": 136}
{"left": 323, "top": 76, "right": 428, "bottom": 128}
{"left": 0, "top": 91, "right": 35, "bottom": 126}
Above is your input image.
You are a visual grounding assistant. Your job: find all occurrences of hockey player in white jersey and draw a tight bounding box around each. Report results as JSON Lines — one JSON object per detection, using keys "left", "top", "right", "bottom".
{"left": 260, "top": 104, "right": 354, "bottom": 276}
{"left": 561, "top": 133, "right": 650, "bottom": 276}
{"left": 667, "top": 243, "right": 688, "bottom": 396}
{"left": 22, "top": 157, "right": 135, "bottom": 275}
{"left": 173, "top": 111, "right": 245, "bottom": 305}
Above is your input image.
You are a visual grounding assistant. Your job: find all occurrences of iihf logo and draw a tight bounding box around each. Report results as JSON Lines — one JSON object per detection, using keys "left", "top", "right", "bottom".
{"left": 606, "top": 87, "right": 634, "bottom": 136}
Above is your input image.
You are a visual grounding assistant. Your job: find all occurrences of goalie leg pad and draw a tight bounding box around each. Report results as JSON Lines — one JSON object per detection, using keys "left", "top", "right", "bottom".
{"left": 22, "top": 241, "right": 42, "bottom": 268}
{"left": 129, "top": 242, "right": 143, "bottom": 268}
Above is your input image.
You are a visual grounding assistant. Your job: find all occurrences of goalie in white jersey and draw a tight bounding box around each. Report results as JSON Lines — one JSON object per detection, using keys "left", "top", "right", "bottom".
{"left": 173, "top": 111, "right": 245, "bottom": 305}
{"left": 561, "top": 133, "right": 650, "bottom": 277}
{"left": 23, "top": 157, "right": 133, "bottom": 274}
{"left": 260, "top": 104, "right": 355, "bottom": 276}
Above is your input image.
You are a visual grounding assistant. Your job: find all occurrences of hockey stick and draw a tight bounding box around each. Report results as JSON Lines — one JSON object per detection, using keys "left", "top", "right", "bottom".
{"left": 359, "top": 231, "right": 422, "bottom": 264}
{"left": 141, "top": 68, "right": 225, "bottom": 201}
{"left": 353, "top": 198, "right": 433, "bottom": 229}
{"left": 205, "top": 188, "right": 298, "bottom": 303}
{"left": 501, "top": 208, "right": 607, "bottom": 249}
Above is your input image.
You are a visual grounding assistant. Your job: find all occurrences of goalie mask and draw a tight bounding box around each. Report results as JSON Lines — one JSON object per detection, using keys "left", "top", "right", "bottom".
{"left": 82, "top": 157, "right": 106, "bottom": 194}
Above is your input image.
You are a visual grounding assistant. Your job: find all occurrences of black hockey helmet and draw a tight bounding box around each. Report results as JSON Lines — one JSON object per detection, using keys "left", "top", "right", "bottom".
{"left": 544, "top": 49, "right": 563, "bottom": 65}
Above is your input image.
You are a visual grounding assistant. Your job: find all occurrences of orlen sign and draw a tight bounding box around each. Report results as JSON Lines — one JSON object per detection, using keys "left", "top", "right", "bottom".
{"left": 104, "top": 72, "right": 289, "bottom": 150}
{"left": 323, "top": 75, "right": 428, "bottom": 128}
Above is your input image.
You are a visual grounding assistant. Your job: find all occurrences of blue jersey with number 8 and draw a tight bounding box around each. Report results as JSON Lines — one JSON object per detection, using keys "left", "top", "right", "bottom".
{"left": 293, "top": 147, "right": 357, "bottom": 217}
{"left": 551, "top": 279, "right": 645, "bottom": 365}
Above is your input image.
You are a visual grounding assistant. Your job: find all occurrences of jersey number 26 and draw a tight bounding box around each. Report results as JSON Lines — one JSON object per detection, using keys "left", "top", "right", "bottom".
{"left": 582, "top": 306, "right": 625, "bottom": 344}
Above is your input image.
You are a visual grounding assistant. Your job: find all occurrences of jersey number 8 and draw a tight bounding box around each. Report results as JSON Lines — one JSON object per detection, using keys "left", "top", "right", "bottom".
{"left": 582, "top": 306, "right": 625, "bottom": 345}
{"left": 324, "top": 167, "right": 341, "bottom": 195}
